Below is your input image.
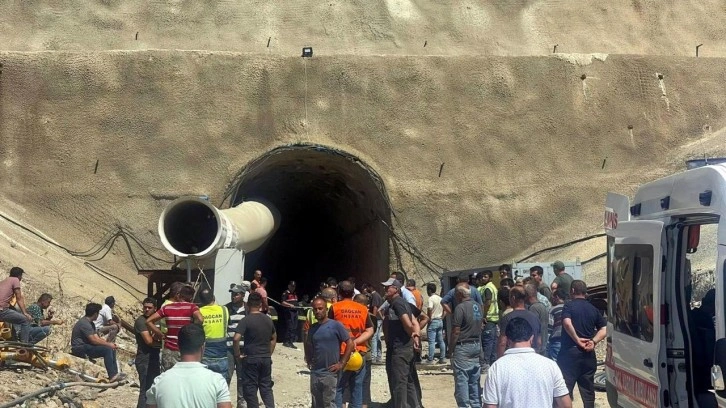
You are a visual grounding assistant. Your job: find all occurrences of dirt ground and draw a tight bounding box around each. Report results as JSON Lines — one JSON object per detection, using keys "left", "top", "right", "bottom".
{"left": 0, "top": 334, "right": 608, "bottom": 407}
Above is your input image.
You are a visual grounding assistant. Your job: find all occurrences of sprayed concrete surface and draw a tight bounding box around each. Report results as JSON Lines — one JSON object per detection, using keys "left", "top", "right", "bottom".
{"left": 2, "top": 51, "right": 726, "bottom": 291}
{"left": 2, "top": 1, "right": 726, "bottom": 57}
{"left": 1, "top": 2, "right": 726, "bottom": 407}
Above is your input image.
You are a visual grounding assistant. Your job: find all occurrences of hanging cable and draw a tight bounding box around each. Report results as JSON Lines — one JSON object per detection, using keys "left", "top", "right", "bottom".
{"left": 516, "top": 233, "right": 606, "bottom": 263}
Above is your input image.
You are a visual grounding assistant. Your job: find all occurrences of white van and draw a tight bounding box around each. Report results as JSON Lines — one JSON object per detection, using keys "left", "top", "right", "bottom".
{"left": 605, "top": 162, "right": 726, "bottom": 407}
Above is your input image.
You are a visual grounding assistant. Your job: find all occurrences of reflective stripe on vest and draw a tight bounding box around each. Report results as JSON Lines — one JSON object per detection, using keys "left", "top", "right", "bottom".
{"left": 484, "top": 282, "right": 499, "bottom": 322}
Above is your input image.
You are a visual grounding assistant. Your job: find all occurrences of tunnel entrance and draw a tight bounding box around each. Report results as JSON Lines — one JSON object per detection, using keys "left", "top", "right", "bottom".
{"left": 233, "top": 145, "right": 391, "bottom": 300}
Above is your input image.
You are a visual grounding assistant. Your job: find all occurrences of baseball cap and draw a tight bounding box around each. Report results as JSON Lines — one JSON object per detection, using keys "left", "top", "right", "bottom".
{"left": 230, "top": 283, "right": 248, "bottom": 293}
{"left": 551, "top": 260, "right": 565, "bottom": 270}
{"left": 381, "top": 278, "right": 402, "bottom": 289}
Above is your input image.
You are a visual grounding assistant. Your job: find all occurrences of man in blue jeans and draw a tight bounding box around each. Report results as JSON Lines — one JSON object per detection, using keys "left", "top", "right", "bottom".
{"left": 0, "top": 267, "right": 32, "bottom": 343}
{"left": 451, "top": 283, "right": 483, "bottom": 408}
{"left": 363, "top": 284, "right": 384, "bottom": 364}
{"left": 477, "top": 270, "right": 498, "bottom": 371}
{"left": 425, "top": 283, "right": 446, "bottom": 364}
{"left": 71, "top": 302, "right": 125, "bottom": 382}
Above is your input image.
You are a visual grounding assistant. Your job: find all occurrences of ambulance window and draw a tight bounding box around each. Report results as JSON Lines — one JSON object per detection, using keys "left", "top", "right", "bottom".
{"left": 612, "top": 244, "right": 654, "bottom": 342}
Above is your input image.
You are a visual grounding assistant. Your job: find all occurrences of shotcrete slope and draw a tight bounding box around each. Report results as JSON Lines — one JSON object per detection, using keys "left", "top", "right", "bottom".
{"left": 1, "top": 51, "right": 725, "bottom": 289}
{"left": 2, "top": 0, "right": 725, "bottom": 57}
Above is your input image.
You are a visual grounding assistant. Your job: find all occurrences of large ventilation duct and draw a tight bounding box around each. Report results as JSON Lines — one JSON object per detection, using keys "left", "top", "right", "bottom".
{"left": 158, "top": 197, "right": 279, "bottom": 258}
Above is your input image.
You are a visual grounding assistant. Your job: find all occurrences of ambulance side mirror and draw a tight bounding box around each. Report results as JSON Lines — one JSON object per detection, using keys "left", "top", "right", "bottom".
{"left": 713, "top": 338, "right": 726, "bottom": 391}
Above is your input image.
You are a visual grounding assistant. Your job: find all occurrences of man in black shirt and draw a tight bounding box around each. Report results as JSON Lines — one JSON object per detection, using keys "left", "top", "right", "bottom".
{"left": 364, "top": 283, "right": 384, "bottom": 364}
{"left": 558, "top": 280, "right": 606, "bottom": 408}
{"left": 382, "top": 278, "right": 420, "bottom": 408}
{"left": 234, "top": 292, "right": 276, "bottom": 408}
{"left": 134, "top": 297, "right": 161, "bottom": 408}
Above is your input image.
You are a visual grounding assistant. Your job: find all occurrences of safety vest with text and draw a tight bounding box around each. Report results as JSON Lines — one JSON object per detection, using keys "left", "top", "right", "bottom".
{"left": 330, "top": 299, "right": 370, "bottom": 354}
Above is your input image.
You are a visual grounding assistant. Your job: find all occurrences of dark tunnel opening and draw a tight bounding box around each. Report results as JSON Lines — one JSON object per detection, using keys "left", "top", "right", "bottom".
{"left": 233, "top": 145, "right": 391, "bottom": 302}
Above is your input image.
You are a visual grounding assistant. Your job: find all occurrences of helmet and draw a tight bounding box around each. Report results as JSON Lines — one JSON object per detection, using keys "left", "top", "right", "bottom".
{"left": 345, "top": 351, "right": 363, "bottom": 372}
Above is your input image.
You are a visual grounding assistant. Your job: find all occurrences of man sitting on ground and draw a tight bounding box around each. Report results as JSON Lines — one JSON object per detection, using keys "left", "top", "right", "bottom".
{"left": 0, "top": 267, "right": 32, "bottom": 343}
{"left": 146, "top": 323, "right": 232, "bottom": 408}
{"left": 26, "top": 293, "right": 63, "bottom": 344}
{"left": 71, "top": 302, "right": 125, "bottom": 382}
{"left": 94, "top": 296, "right": 121, "bottom": 342}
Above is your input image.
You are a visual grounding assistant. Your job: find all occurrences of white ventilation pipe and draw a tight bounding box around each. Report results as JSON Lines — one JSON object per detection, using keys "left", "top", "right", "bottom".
{"left": 158, "top": 196, "right": 279, "bottom": 258}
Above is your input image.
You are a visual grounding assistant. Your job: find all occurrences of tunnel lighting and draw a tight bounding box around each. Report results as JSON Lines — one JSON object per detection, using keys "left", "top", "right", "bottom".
{"left": 302, "top": 47, "right": 313, "bottom": 57}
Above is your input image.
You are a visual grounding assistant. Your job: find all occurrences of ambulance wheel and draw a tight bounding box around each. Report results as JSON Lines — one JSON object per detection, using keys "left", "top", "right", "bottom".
{"left": 594, "top": 370, "right": 607, "bottom": 392}
{"left": 606, "top": 379, "right": 619, "bottom": 407}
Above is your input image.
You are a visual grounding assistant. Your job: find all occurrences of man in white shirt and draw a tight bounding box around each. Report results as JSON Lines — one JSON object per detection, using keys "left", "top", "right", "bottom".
{"left": 483, "top": 317, "right": 572, "bottom": 408}
{"left": 94, "top": 296, "right": 120, "bottom": 342}
{"left": 146, "top": 323, "right": 232, "bottom": 408}
{"left": 424, "top": 283, "right": 446, "bottom": 364}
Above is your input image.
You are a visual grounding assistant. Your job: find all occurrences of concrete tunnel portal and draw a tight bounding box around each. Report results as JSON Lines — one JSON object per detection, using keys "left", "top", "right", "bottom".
{"left": 233, "top": 145, "right": 392, "bottom": 299}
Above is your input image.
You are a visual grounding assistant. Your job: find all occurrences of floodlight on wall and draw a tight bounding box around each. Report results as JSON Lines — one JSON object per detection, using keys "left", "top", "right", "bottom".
{"left": 302, "top": 47, "right": 313, "bottom": 58}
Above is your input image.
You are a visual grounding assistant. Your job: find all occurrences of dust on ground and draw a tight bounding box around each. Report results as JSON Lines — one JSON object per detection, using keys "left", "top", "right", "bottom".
{"left": 0, "top": 332, "right": 608, "bottom": 407}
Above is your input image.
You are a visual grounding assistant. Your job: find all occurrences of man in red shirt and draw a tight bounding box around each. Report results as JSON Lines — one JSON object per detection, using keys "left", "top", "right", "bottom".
{"left": 0, "top": 267, "right": 32, "bottom": 343}
{"left": 256, "top": 277, "right": 269, "bottom": 314}
{"left": 280, "top": 280, "right": 300, "bottom": 349}
{"left": 146, "top": 285, "right": 203, "bottom": 370}
{"left": 329, "top": 280, "right": 374, "bottom": 408}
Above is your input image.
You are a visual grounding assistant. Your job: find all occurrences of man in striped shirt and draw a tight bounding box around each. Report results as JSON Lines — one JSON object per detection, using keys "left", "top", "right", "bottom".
{"left": 226, "top": 282, "right": 250, "bottom": 408}
{"left": 147, "top": 285, "right": 203, "bottom": 371}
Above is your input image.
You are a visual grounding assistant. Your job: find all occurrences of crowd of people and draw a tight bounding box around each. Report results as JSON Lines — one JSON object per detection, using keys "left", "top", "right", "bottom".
{"left": 0, "top": 263, "right": 608, "bottom": 408}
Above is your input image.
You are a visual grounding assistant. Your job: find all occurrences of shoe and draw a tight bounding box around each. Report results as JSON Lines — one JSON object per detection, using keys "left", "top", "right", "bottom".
{"left": 283, "top": 342, "right": 298, "bottom": 349}
{"left": 109, "top": 372, "right": 127, "bottom": 383}
{"left": 421, "top": 360, "right": 434, "bottom": 365}
{"left": 438, "top": 359, "right": 448, "bottom": 365}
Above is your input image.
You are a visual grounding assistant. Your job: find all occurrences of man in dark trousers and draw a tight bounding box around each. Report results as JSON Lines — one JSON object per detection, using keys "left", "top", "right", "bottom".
{"left": 451, "top": 283, "right": 483, "bottom": 408}
{"left": 478, "top": 270, "right": 499, "bottom": 370}
{"left": 305, "top": 297, "right": 354, "bottom": 408}
{"left": 382, "top": 278, "right": 420, "bottom": 408}
{"left": 558, "top": 280, "right": 606, "bottom": 408}
{"left": 233, "top": 292, "right": 276, "bottom": 408}
{"left": 134, "top": 297, "right": 161, "bottom": 408}
{"left": 525, "top": 283, "right": 549, "bottom": 355}
{"left": 225, "top": 283, "right": 249, "bottom": 408}
{"left": 281, "top": 280, "right": 300, "bottom": 349}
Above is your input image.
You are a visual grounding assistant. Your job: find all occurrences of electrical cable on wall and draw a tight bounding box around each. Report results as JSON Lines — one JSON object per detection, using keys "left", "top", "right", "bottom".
{"left": 0, "top": 211, "right": 172, "bottom": 289}
{"left": 516, "top": 233, "right": 606, "bottom": 263}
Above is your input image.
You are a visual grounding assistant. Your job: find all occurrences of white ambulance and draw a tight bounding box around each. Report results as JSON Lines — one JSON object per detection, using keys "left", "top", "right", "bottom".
{"left": 605, "top": 162, "right": 726, "bottom": 407}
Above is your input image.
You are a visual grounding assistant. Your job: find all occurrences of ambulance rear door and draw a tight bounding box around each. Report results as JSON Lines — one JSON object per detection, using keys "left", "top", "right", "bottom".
{"left": 606, "top": 220, "right": 666, "bottom": 407}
